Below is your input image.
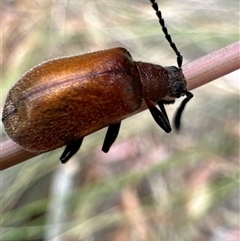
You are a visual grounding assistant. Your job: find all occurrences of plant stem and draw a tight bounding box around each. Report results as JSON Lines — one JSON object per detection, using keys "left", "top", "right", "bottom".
{"left": 1, "top": 41, "right": 239, "bottom": 170}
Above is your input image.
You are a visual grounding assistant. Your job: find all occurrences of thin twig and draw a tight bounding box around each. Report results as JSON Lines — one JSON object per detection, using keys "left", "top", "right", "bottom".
{"left": 1, "top": 41, "right": 239, "bottom": 170}
{"left": 184, "top": 41, "right": 240, "bottom": 90}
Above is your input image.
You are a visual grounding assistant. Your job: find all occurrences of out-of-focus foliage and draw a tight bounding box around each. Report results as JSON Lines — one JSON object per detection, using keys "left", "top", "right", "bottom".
{"left": 1, "top": 0, "right": 239, "bottom": 240}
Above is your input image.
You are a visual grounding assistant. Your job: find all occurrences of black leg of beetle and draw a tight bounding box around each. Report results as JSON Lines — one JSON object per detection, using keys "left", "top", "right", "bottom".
{"left": 146, "top": 100, "right": 171, "bottom": 133}
{"left": 102, "top": 122, "right": 121, "bottom": 153}
{"left": 157, "top": 101, "right": 170, "bottom": 125}
{"left": 60, "top": 138, "right": 84, "bottom": 164}
{"left": 174, "top": 91, "right": 193, "bottom": 130}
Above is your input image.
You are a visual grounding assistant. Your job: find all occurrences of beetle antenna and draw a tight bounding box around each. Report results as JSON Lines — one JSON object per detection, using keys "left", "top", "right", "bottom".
{"left": 150, "top": 0, "right": 183, "bottom": 68}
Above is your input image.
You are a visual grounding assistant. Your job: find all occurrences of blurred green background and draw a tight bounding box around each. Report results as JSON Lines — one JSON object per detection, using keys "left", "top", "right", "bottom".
{"left": 1, "top": 0, "right": 239, "bottom": 240}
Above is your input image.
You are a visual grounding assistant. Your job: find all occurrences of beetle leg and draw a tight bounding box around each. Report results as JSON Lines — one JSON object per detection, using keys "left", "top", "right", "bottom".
{"left": 157, "top": 100, "right": 170, "bottom": 125}
{"left": 60, "top": 138, "right": 84, "bottom": 163}
{"left": 145, "top": 99, "right": 171, "bottom": 133}
{"left": 102, "top": 122, "right": 121, "bottom": 153}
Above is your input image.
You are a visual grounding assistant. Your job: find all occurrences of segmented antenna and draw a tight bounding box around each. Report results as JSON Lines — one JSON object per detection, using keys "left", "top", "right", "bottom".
{"left": 149, "top": 0, "right": 183, "bottom": 68}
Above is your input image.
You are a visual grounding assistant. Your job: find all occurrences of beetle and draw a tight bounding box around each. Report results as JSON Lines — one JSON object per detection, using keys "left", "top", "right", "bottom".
{"left": 2, "top": 0, "right": 193, "bottom": 163}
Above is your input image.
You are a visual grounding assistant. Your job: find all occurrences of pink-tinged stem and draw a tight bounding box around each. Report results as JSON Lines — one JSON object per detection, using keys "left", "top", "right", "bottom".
{"left": 1, "top": 41, "right": 239, "bottom": 170}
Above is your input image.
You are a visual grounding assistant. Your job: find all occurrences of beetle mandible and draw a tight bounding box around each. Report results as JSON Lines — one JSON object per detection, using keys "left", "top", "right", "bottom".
{"left": 2, "top": 0, "right": 193, "bottom": 163}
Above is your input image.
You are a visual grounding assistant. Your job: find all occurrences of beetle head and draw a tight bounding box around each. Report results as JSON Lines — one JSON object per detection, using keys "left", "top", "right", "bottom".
{"left": 164, "top": 66, "right": 193, "bottom": 130}
{"left": 165, "top": 66, "right": 189, "bottom": 99}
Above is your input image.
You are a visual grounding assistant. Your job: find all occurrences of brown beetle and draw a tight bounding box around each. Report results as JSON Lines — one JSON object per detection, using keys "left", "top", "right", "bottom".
{"left": 2, "top": 0, "right": 193, "bottom": 163}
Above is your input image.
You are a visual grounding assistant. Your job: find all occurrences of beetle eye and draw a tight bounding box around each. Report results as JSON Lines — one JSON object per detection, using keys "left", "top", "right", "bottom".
{"left": 170, "top": 66, "right": 180, "bottom": 73}
{"left": 168, "top": 66, "right": 181, "bottom": 75}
